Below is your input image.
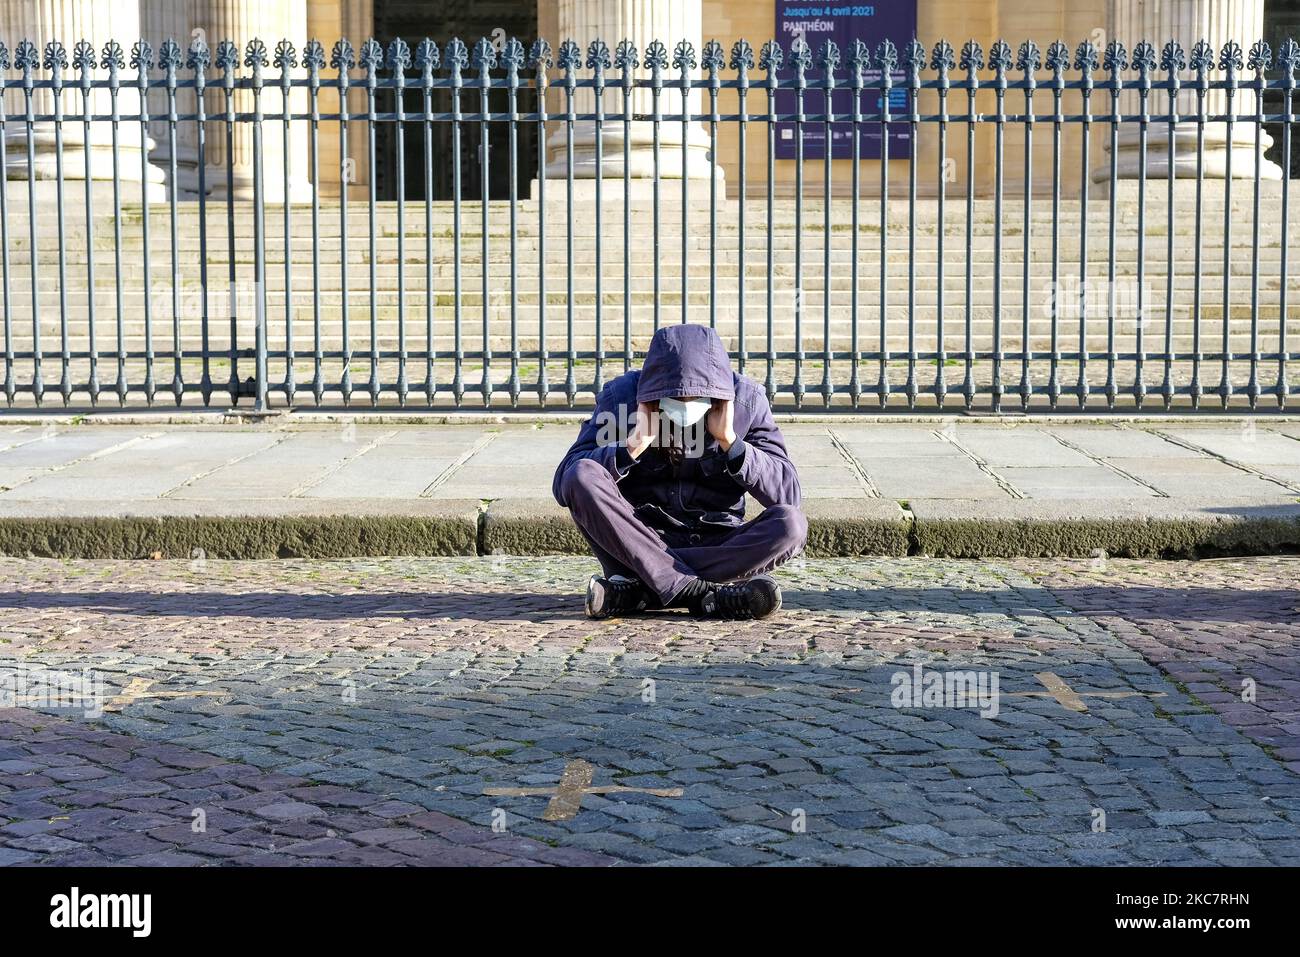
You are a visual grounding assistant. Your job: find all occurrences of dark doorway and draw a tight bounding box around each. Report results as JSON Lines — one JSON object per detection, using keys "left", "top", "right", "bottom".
{"left": 372, "top": 0, "right": 539, "bottom": 201}
{"left": 1264, "top": 0, "right": 1300, "bottom": 176}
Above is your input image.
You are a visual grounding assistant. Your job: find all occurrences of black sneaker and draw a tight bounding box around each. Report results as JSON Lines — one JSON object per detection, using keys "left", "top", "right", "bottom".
{"left": 689, "top": 575, "right": 782, "bottom": 620}
{"left": 585, "top": 574, "right": 652, "bottom": 619}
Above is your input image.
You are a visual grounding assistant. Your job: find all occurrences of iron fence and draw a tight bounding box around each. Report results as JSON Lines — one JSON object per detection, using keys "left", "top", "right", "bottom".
{"left": 0, "top": 33, "right": 1298, "bottom": 411}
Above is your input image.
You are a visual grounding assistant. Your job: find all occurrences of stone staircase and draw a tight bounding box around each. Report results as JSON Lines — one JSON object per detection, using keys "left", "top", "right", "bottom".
{"left": 1, "top": 192, "right": 1297, "bottom": 407}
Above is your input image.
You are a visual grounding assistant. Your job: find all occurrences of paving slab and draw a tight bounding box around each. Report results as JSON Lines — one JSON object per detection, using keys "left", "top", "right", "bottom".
{"left": 994, "top": 465, "right": 1156, "bottom": 499}
{"left": 1050, "top": 426, "right": 1204, "bottom": 459}
{"left": 1161, "top": 427, "right": 1300, "bottom": 467}
{"left": 862, "top": 456, "right": 1009, "bottom": 499}
{"left": 946, "top": 427, "right": 1096, "bottom": 468}
{"left": 0, "top": 429, "right": 151, "bottom": 491}
{"left": 174, "top": 430, "right": 379, "bottom": 499}
{"left": 0, "top": 419, "right": 1298, "bottom": 557}
{"left": 298, "top": 428, "right": 489, "bottom": 498}
{"left": 0, "top": 431, "right": 282, "bottom": 500}
{"left": 1102, "top": 457, "right": 1294, "bottom": 499}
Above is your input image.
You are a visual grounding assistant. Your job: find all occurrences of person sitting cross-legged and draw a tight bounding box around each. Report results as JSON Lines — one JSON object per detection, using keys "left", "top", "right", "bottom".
{"left": 552, "top": 324, "right": 807, "bottom": 620}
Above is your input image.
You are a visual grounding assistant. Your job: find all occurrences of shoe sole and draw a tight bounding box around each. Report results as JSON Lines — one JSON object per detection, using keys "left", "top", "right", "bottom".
{"left": 753, "top": 578, "right": 782, "bottom": 620}
{"left": 585, "top": 576, "right": 608, "bottom": 619}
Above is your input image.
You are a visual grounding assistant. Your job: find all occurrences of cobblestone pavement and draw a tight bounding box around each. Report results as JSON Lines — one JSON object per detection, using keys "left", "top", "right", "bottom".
{"left": 1, "top": 555, "right": 1298, "bottom": 866}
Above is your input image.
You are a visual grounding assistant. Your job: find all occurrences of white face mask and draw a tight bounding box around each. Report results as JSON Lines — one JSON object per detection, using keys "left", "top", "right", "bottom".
{"left": 658, "top": 396, "right": 712, "bottom": 428}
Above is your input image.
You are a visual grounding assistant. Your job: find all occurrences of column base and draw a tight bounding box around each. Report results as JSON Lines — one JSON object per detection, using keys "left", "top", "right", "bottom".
{"left": 1093, "top": 125, "right": 1284, "bottom": 182}
{"left": 0, "top": 177, "right": 167, "bottom": 206}
{"left": 206, "top": 167, "right": 315, "bottom": 204}
{"left": 528, "top": 174, "right": 727, "bottom": 205}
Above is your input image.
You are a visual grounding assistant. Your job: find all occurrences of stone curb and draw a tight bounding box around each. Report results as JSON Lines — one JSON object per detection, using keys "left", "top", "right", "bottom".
{"left": 0, "top": 499, "right": 481, "bottom": 559}
{"left": 478, "top": 498, "right": 915, "bottom": 557}
{"left": 909, "top": 498, "right": 1300, "bottom": 558}
{"left": 1, "top": 496, "right": 1298, "bottom": 560}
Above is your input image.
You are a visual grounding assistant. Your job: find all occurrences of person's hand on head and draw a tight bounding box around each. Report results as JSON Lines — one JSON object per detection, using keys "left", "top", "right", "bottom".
{"left": 626, "top": 400, "right": 658, "bottom": 459}
{"left": 707, "top": 397, "right": 736, "bottom": 451}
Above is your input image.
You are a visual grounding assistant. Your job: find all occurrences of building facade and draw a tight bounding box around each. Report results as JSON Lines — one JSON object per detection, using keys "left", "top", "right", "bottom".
{"left": 2, "top": 0, "right": 1297, "bottom": 201}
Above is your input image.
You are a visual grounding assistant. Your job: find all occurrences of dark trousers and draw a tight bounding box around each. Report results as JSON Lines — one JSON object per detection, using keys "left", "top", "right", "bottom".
{"left": 559, "top": 457, "right": 808, "bottom": 605}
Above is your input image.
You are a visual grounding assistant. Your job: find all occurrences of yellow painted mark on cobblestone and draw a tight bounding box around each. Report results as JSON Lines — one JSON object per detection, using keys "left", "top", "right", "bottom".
{"left": 1005, "top": 672, "right": 1167, "bottom": 714}
{"left": 484, "top": 758, "right": 685, "bottom": 821}
{"left": 102, "top": 678, "right": 228, "bottom": 713}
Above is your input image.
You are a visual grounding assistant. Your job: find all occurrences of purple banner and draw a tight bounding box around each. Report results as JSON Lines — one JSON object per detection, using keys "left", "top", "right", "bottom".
{"left": 774, "top": 2, "right": 917, "bottom": 160}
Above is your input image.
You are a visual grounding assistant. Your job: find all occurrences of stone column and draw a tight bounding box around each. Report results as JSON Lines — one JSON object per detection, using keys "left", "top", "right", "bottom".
{"left": 306, "top": 0, "right": 371, "bottom": 197}
{"left": 142, "top": 0, "right": 206, "bottom": 196}
{"left": 1105, "top": 0, "right": 1282, "bottom": 180}
{"left": 0, "top": 0, "right": 165, "bottom": 199}
{"left": 193, "top": 0, "right": 311, "bottom": 201}
{"left": 546, "top": 0, "right": 721, "bottom": 187}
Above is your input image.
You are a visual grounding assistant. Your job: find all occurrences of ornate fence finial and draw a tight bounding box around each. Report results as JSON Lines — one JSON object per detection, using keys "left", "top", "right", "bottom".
{"left": 302, "top": 38, "right": 325, "bottom": 74}
{"left": 1073, "top": 39, "right": 1098, "bottom": 75}
{"left": 702, "top": 38, "right": 725, "bottom": 76}
{"left": 386, "top": 37, "right": 410, "bottom": 73}
{"left": 445, "top": 37, "right": 468, "bottom": 74}
{"left": 1218, "top": 39, "right": 1243, "bottom": 75}
{"left": 472, "top": 36, "right": 496, "bottom": 73}
{"left": 1017, "top": 39, "right": 1042, "bottom": 75}
{"left": 904, "top": 37, "right": 925, "bottom": 79}
{"left": 672, "top": 39, "right": 696, "bottom": 73}
{"left": 502, "top": 36, "right": 525, "bottom": 74}
{"left": 216, "top": 38, "right": 238, "bottom": 75}
{"left": 1247, "top": 39, "right": 1271, "bottom": 74}
{"left": 244, "top": 37, "right": 268, "bottom": 71}
{"left": 15, "top": 39, "right": 39, "bottom": 76}
{"left": 1103, "top": 39, "right": 1128, "bottom": 75}
{"left": 1043, "top": 40, "right": 1068, "bottom": 78}
{"left": 989, "top": 39, "right": 1013, "bottom": 76}
{"left": 329, "top": 37, "right": 355, "bottom": 72}
{"left": 130, "top": 38, "right": 152, "bottom": 73}
{"left": 615, "top": 38, "right": 639, "bottom": 77}
{"left": 644, "top": 38, "right": 668, "bottom": 75}
{"left": 557, "top": 38, "right": 581, "bottom": 73}
{"left": 413, "top": 37, "right": 439, "bottom": 75}
{"left": 959, "top": 39, "right": 982, "bottom": 74}
{"left": 930, "top": 40, "right": 954, "bottom": 76}
{"left": 1278, "top": 37, "right": 1299, "bottom": 87}
{"left": 73, "top": 39, "right": 96, "bottom": 73}
{"left": 729, "top": 39, "right": 753, "bottom": 75}
{"left": 586, "top": 38, "right": 610, "bottom": 74}
{"left": 1131, "top": 40, "right": 1156, "bottom": 80}
{"left": 359, "top": 37, "right": 383, "bottom": 78}
{"left": 758, "top": 39, "right": 783, "bottom": 74}
{"left": 1188, "top": 39, "right": 1214, "bottom": 77}
{"left": 159, "top": 37, "right": 182, "bottom": 76}
{"left": 42, "top": 39, "right": 68, "bottom": 75}
{"left": 1161, "top": 39, "right": 1186, "bottom": 75}
{"left": 791, "top": 35, "right": 812, "bottom": 73}
{"left": 187, "top": 36, "right": 210, "bottom": 73}
{"left": 268, "top": 38, "right": 293, "bottom": 74}
{"left": 100, "top": 39, "right": 124, "bottom": 76}
{"left": 529, "top": 38, "right": 552, "bottom": 72}
{"left": 822, "top": 38, "right": 843, "bottom": 79}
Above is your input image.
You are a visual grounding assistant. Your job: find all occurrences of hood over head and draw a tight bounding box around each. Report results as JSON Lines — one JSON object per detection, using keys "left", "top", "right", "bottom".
{"left": 635, "top": 325, "right": 735, "bottom": 404}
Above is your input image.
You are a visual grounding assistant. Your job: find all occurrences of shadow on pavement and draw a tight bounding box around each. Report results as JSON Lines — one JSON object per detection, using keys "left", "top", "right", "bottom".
{"left": 0, "top": 584, "right": 1295, "bottom": 623}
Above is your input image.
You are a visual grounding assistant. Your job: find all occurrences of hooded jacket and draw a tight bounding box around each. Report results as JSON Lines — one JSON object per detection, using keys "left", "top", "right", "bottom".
{"left": 552, "top": 325, "right": 801, "bottom": 532}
